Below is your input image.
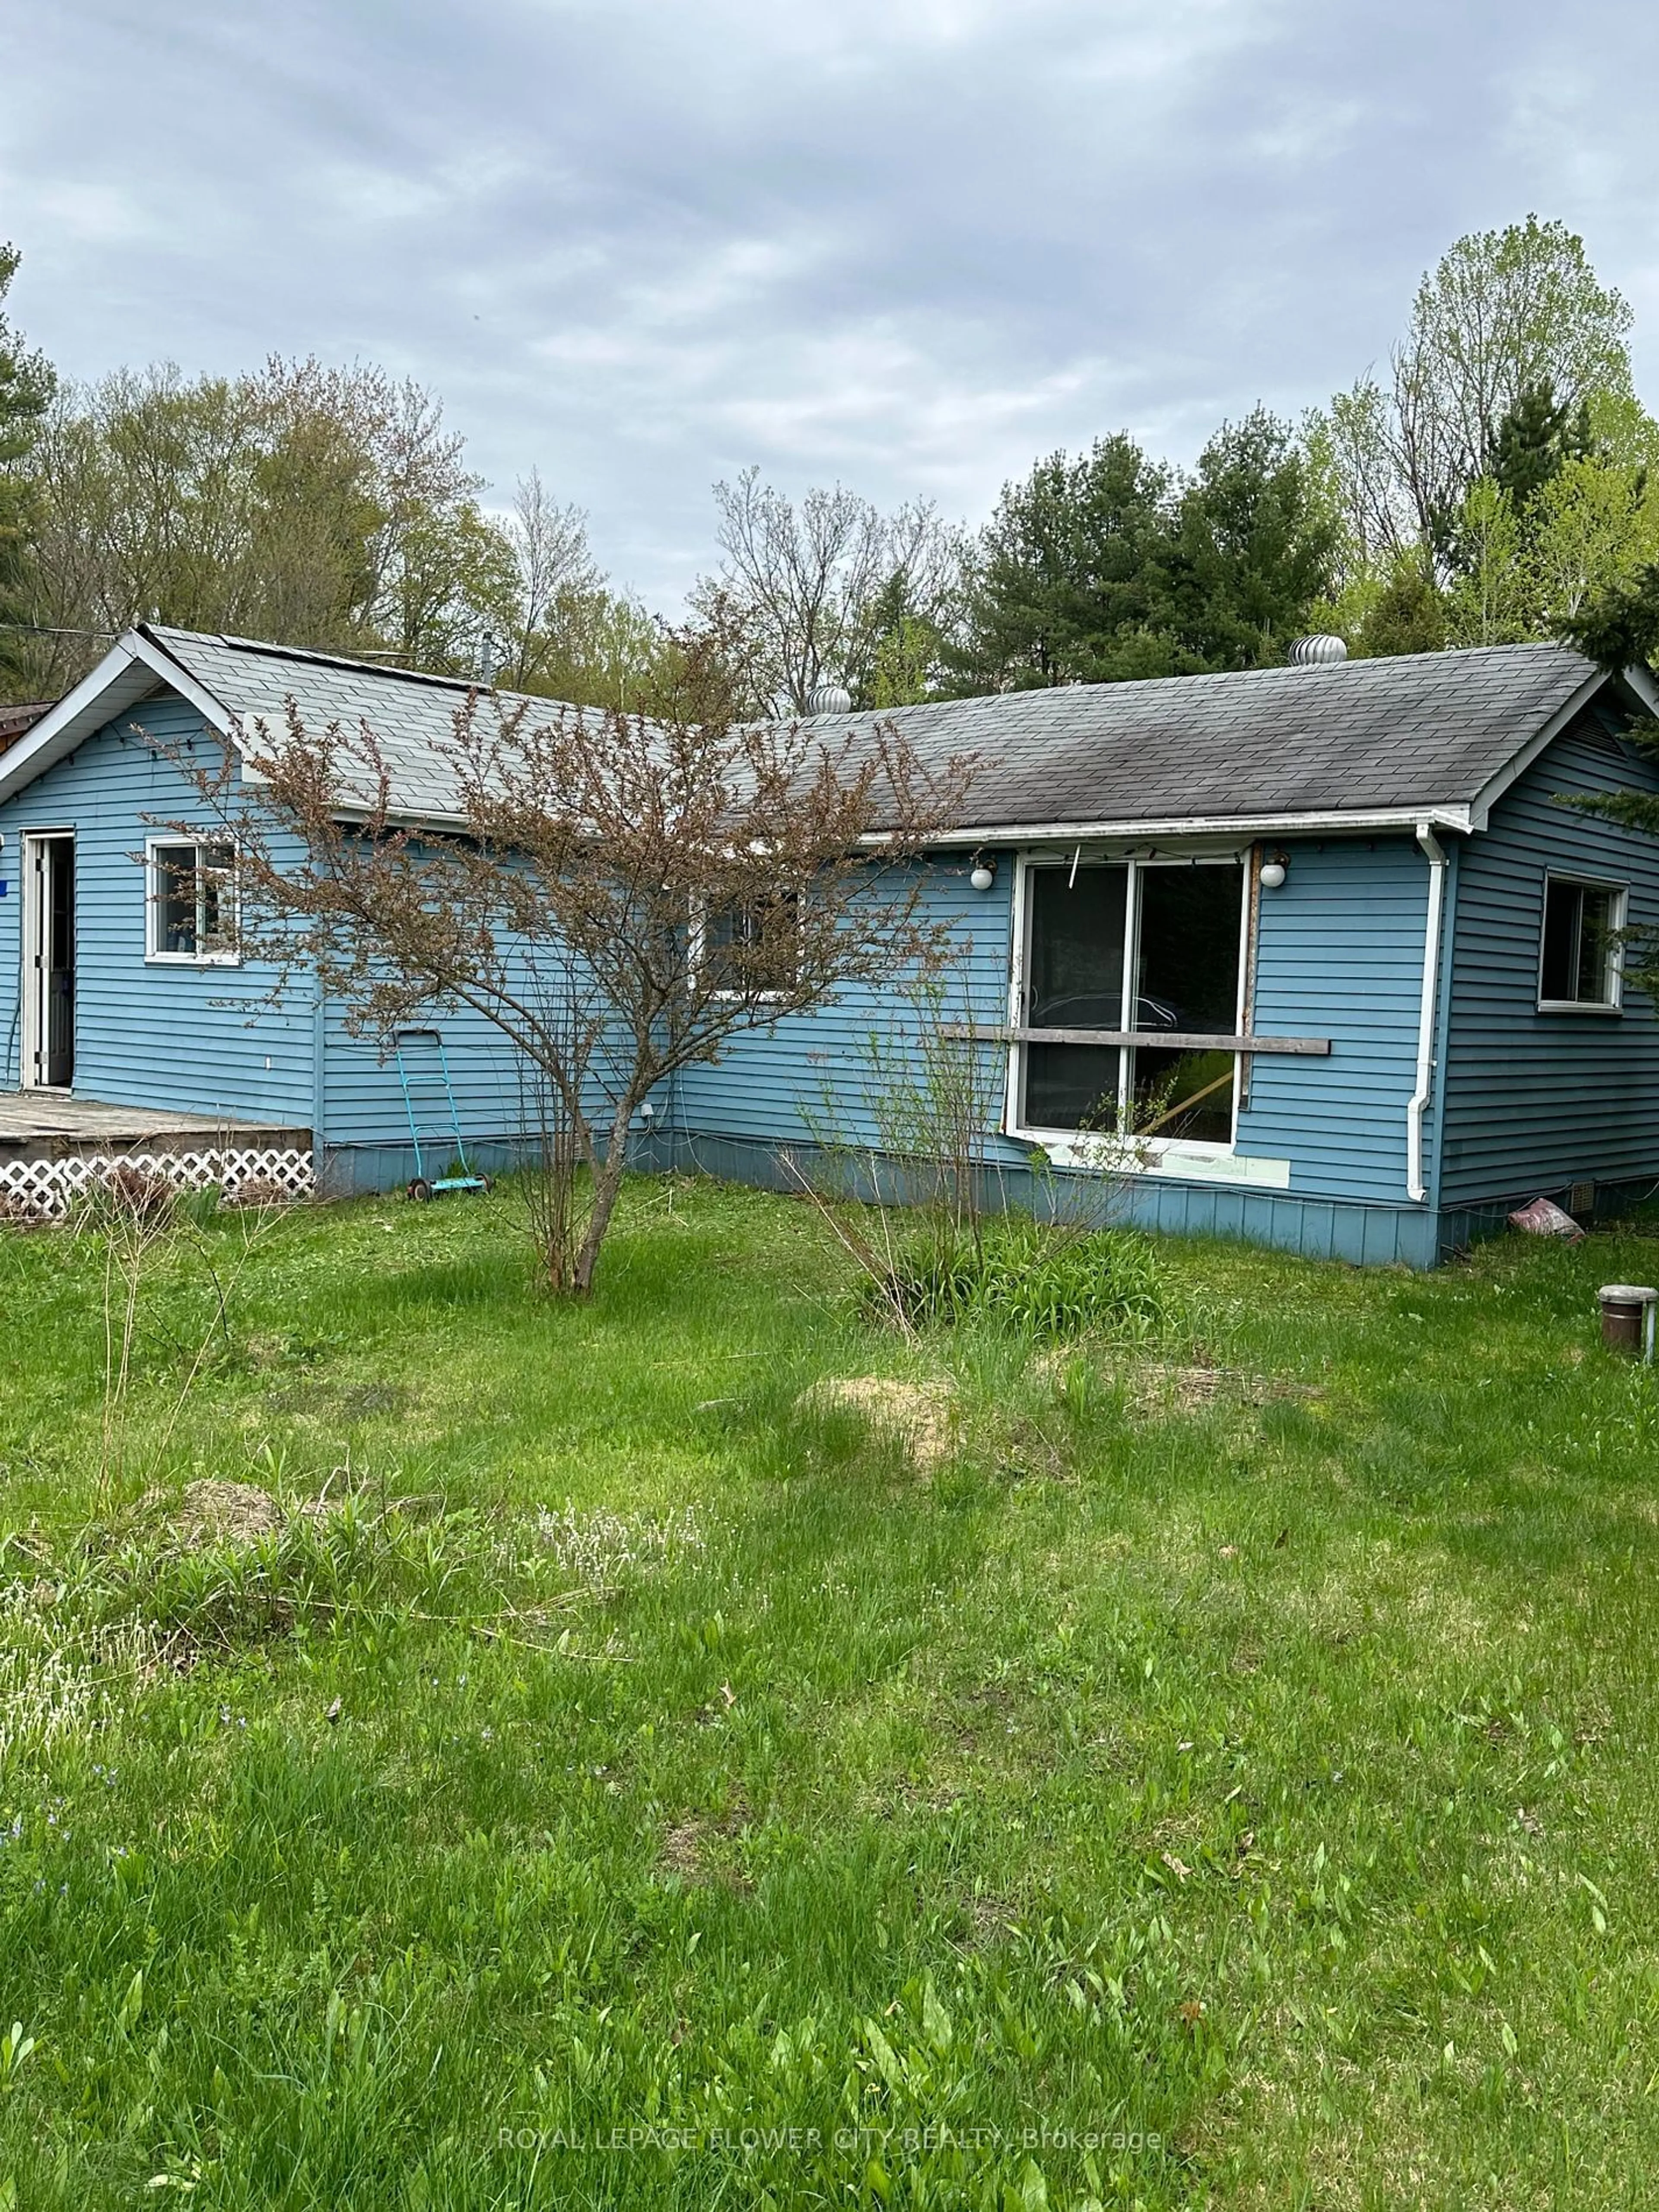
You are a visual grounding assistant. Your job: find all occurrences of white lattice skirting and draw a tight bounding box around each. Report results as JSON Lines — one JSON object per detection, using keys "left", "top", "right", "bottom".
{"left": 0, "top": 1146, "right": 315, "bottom": 1220}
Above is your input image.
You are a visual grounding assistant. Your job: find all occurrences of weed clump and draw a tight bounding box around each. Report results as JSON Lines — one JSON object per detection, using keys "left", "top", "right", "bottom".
{"left": 534, "top": 1503, "right": 707, "bottom": 1591}
{"left": 863, "top": 1217, "right": 1169, "bottom": 1341}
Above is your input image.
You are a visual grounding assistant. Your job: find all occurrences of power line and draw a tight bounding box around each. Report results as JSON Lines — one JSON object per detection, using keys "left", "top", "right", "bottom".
{"left": 0, "top": 620, "right": 440, "bottom": 663}
{"left": 0, "top": 620, "right": 121, "bottom": 638}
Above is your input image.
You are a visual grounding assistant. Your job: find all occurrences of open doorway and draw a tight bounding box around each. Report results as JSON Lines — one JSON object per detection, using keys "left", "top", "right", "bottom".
{"left": 22, "top": 833, "right": 75, "bottom": 1089}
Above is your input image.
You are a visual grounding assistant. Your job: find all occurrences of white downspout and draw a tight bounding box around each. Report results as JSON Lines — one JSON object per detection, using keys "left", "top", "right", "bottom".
{"left": 1407, "top": 822, "right": 1448, "bottom": 1205}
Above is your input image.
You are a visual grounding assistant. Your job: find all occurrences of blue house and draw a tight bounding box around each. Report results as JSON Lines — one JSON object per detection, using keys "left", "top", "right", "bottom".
{"left": 1, "top": 623, "right": 1656, "bottom": 1265}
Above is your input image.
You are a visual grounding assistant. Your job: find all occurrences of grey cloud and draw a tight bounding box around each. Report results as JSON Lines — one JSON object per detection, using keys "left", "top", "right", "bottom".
{"left": 5, "top": 0, "right": 1659, "bottom": 608}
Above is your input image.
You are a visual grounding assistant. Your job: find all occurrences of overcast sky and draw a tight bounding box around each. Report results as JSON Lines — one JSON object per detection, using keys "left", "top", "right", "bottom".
{"left": 5, "top": 0, "right": 1659, "bottom": 611}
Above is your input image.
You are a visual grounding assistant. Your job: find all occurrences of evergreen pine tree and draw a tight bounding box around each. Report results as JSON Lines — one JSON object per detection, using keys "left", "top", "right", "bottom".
{"left": 1489, "top": 379, "right": 1594, "bottom": 508}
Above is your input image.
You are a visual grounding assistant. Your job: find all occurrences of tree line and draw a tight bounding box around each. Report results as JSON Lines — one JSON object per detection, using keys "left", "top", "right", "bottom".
{"left": 3, "top": 214, "right": 1657, "bottom": 712}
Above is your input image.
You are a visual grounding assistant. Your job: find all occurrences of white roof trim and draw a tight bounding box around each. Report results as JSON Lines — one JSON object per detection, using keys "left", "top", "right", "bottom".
{"left": 903, "top": 805, "right": 1475, "bottom": 848}
{"left": 129, "top": 629, "right": 238, "bottom": 738}
{"left": 0, "top": 628, "right": 239, "bottom": 807}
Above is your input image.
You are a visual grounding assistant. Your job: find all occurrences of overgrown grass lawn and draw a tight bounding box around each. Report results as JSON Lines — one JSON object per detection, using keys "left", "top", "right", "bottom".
{"left": 5, "top": 1178, "right": 1659, "bottom": 2208}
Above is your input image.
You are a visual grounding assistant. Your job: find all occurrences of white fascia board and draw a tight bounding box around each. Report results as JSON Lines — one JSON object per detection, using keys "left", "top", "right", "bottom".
{"left": 0, "top": 630, "right": 240, "bottom": 809}
{"left": 325, "top": 803, "right": 468, "bottom": 832}
{"left": 1464, "top": 667, "right": 1626, "bottom": 830}
{"left": 0, "top": 638, "right": 158, "bottom": 805}
{"left": 868, "top": 805, "right": 1473, "bottom": 850}
{"left": 127, "top": 629, "right": 238, "bottom": 740}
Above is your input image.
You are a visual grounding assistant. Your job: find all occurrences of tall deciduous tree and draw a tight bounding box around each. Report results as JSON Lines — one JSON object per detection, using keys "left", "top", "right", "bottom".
{"left": 1444, "top": 478, "right": 1530, "bottom": 647}
{"left": 1524, "top": 455, "right": 1659, "bottom": 623}
{"left": 0, "top": 244, "right": 55, "bottom": 696}
{"left": 489, "top": 473, "right": 690, "bottom": 713}
{"left": 496, "top": 470, "right": 600, "bottom": 690}
{"left": 14, "top": 360, "right": 526, "bottom": 695}
{"left": 1324, "top": 217, "right": 1636, "bottom": 565}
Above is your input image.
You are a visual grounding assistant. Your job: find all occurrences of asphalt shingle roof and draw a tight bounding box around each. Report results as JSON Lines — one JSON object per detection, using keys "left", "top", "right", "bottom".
{"left": 146, "top": 627, "right": 499, "bottom": 823}
{"left": 141, "top": 626, "right": 1604, "bottom": 834}
{"left": 802, "top": 644, "right": 1601, "bottom": 831}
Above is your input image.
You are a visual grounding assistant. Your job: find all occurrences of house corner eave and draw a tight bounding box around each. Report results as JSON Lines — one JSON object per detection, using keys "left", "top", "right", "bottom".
{"left": 0, "top": 629, "right": 238, "bottom": 808}
{"left": 1464, "top": 663, "right": 1658, "bottom": 833}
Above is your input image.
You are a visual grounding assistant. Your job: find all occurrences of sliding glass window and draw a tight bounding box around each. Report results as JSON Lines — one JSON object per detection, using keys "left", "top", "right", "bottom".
{"left": 1019, "top": 859, "right": 1246, "bottom": 1148}
{"left": 1023, "top": 864, "right": 1128, "bottom": 1132}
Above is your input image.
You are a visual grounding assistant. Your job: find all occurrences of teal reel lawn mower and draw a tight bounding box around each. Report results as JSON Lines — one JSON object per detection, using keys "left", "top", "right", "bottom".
{"left": 392, "top": 1027, "right": 492, "bottom": 1201}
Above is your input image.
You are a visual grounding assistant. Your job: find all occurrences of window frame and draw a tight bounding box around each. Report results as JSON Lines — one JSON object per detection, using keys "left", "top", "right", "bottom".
{"left": 1536, "top": 870, "right": 1627, "bottom": 1015}
{"left": 144, "top": 836, "right": 242, "bottom": 968}
{"left": 693, "top": 887, "right": 804, "bottom": 1004}
{"left": 1006, "top": 850, "right": 1250, "bottom": 1166}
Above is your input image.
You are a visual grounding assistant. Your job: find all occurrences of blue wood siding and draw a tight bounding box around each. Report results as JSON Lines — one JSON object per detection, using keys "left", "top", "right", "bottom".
{"left": 1236, "top": 835, "right": 1430, "bottom": 1205}
{"left": 316, "top": 904, "right": 643, "bottom": 1159}
{"left": 320, "top": 1001, "right": 534, "bottom": 1151}
{"left": 1439, "top": 717, "right": 1659, "bottom": 1209}
{"left": 675, "top": 840, "right": 1432, "bottom": 1211}
{"left": 0, "top": 698, "right": 315, "bottom": 1124}
{"left": 654, "top": 1128, "right": 1443, "bottom": 1267}
{"left": 670, "top": 861, "right": 1019, "bottom": 1153}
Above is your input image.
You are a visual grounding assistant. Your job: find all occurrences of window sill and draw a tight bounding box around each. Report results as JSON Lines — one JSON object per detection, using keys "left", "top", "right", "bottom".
{"left": 145, "top": 953, "right": 243, "bottom": 970}
{"left": 1536, "top": 1000, "right": 1622, "bottom": 1015}
{"left": 1011, "top": 1127, "right": 1292, "bottom": 1189}
{"left": 1012, "top": 1127, "right": 1234, "bottom": 1170}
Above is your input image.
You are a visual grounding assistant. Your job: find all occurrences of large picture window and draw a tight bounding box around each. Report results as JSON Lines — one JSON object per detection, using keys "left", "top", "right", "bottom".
{"left": 146, "top": 839, "right": 238, "bottom": 963}
{"left": 1538, "top": 874, "right": 1624, "bottom": 1011}
{"left": 1018, "top": 858, "right": 1246, "bottom": 1148}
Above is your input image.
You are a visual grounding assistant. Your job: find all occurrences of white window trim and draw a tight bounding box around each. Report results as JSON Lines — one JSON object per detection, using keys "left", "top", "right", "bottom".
{"left": 144, "top": 835, "right": 242, "bottom": 968}
{"left": 1004, "top": 849, "right": 1249, "bottom": 1170}
{"left": 1536, "top": 870, "right": 1626, "bottom": 1014}
{"left": 692, "top": 887, "right": 803, "bottom": 1005}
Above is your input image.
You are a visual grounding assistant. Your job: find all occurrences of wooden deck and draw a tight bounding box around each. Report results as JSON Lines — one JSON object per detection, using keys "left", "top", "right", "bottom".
{"left": 0, "top": 1093, "right": 311, "bottom": 1160}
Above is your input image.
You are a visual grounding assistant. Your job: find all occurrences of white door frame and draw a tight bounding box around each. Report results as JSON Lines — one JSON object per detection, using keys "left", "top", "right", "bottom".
{"left": 21, "top": 829, "right": 75, "bottom": 1091}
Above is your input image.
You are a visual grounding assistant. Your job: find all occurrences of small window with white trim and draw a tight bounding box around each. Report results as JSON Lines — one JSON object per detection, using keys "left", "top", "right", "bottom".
{"left": 1538, "top": 874, "right": 1624, "bottom": 1011}
{"left": 146, "top": 839, "right": 238, "bottom": 963}
{"left": 702, "top": 892, "right": 801, "bottom": 999}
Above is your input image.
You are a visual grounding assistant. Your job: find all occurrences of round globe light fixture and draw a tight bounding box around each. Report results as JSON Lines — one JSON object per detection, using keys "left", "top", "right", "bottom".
{"left": 969, "top": 858, "right": 997, "bottom": 892}
{"left": 1259, "top": 858, "right": 1287, "bottom": 890}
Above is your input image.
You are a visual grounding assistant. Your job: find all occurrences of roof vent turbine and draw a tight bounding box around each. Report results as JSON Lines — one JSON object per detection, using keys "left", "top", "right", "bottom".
{"left": 806, "top": 682, "right": 852, "bottom": 715}
{"left": 1289, "top": 634, "right": 1348, "bottom": 666}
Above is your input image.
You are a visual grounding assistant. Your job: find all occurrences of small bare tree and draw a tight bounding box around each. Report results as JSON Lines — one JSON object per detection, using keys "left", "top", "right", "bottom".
{"left": 175, "top": 666, "right": 972, "bottom": 1295}
{"left": 699, "top": 467, "right": 963, "bottom": 712}
{"left": 499, "top": 470, "right": 603, "bottom": 692}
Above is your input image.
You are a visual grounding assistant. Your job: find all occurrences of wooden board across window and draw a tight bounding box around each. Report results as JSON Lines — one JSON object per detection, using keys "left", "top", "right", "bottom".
{"left": 943, "top": 1025, "right": 1331, "bottom": 1055}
